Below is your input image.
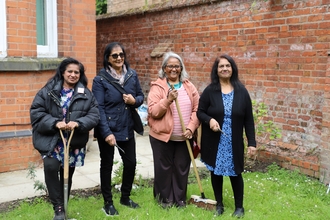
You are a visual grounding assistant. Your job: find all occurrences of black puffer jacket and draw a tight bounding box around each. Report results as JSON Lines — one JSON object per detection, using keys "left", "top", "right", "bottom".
{"left": 30, "top": 80, "right": 100, "bottom": 156}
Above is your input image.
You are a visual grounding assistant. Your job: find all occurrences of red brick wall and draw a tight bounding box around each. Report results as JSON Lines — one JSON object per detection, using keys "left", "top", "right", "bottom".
{"left": 0, "top": 70, "right": 52, "bottom": 172}
{"left": 96, "top": 0, "right": 330, "bottom": 182}
{"left": 0, "top": 0, "right": 96, "bottom": 172}
{"left": 57, "top": 0, "right": 97, "bottom": 84}
{"left": 0, "top": 137, "right": 39, "bottom": 173}
{"left": 0, "top": 71, "right": 51, "bottom": 131}
{"left": 6, "top": 0, "right": 37, "bottom": 57}
{"left": 321, "top": 53, "right": 330, "bottom": 182}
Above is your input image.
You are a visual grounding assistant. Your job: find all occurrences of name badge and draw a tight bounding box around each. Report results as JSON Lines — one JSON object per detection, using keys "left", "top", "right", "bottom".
{"left": 78, "top": 87, "right": 84, "bottom": 94}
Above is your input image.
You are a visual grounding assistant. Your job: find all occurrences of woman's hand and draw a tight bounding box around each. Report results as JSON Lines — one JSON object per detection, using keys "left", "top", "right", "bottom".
{"left": 105, "top": 134, "right": 116, "bottom": 146}
{"left": 167, "top": 88, "right": 178, "bottom": 102}
{"left": 56, "top": 121, "right": 67, "bottom": 130}
{"left": 66, "top": 121, "right": 79, "bottom": 130}
{"left": 247, "top": 146, "right": 257, "bottom": 158}
{"left": 123, "top": 94, "right": 136, "bottom": 105}
{"left": 56, "top": 121, "right": 78, "bottom": 130}
{"left": 209, "top": 118, "right": 220, "bottom": 132}
{"left": 183, "top": 128, "right": 193, "bottom": 139}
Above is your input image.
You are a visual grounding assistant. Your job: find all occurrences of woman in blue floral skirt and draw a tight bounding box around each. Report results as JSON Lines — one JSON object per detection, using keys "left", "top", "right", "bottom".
{"left": 197, "top": 54, "right": 256, "bottom": 218}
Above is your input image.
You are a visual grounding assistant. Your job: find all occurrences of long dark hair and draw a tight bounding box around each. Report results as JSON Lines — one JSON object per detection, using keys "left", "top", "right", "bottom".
{"left": 102, "top": 42, "right": 130, "bottom": 71}
{"left": 210, "top": 54, "right": 244, "bottom": 90}
{"left": 48, "top": 57, "right": 88, "bottom": 87}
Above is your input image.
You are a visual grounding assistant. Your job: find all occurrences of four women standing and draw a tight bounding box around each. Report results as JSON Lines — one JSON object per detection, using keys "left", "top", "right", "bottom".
{"left": 31, "top": 48, "right": 256, "bottom": 218}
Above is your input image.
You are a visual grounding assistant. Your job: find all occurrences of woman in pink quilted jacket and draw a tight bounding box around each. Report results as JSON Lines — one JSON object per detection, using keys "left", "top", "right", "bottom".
{"left": 147, "top": 51, "right": 200, "bottom": 208}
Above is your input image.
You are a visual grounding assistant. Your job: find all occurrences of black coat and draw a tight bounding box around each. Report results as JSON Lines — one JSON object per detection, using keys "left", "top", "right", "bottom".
{"left": 92, "top": 68, "right": 144, "bottom": 141}
{"left": 197, "top": 85, "right": 256, "bottom": 174}
{"left": 30, "top": 80, "right": 100, "bottom": 156}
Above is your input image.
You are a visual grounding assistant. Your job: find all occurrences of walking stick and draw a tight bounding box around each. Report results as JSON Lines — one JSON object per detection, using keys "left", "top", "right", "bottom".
{"left": 59, "top": 129, "right": 74, "bottom": 220}
{"left": 170, "top": 85, "right": 216, "bottom": 209}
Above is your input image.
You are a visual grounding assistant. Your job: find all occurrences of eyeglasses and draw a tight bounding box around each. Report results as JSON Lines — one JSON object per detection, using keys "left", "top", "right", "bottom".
{"left": 166, "top": 65, "right": 181, "bottom": 70}
{"left": 110, "top": 53, "right": 125, "bottom": 59}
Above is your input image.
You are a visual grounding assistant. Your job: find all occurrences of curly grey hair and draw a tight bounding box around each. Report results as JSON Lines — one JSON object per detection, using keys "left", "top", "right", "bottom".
{"left": 158, "top": 51, "right": 189, "bottom": 82}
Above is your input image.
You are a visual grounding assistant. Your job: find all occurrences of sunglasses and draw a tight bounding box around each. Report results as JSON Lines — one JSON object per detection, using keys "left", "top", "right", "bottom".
{"left": 110, "top": 52, "right": 125, "bottom": 59}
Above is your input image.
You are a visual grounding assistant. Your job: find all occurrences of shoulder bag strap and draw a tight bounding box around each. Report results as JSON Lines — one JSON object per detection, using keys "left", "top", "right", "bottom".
{"left": 99, "top": 72, "right": 127, "bottom": 94}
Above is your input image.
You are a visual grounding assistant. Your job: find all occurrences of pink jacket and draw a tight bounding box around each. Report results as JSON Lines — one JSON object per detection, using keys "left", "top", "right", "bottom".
{"left": 147, "top": 77, "right": 200, "bottom": 143}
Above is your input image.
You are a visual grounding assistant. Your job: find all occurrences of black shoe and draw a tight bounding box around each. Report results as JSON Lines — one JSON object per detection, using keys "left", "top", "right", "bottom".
{"left": 160, "top": 201, "right": 174, "bottom": 209}
{"left": 120, "top": 199, "right": 140, "bottom": 209}
{"left": 216, "top": 204, "right": 224, "bottom": 216}
{"left": 102, "top": 203, "right": 119, "bottom": 216}
{"left": 232, "top": 207, "right": 244, "bottom": 218}
{"left": 53, "top": 206, "right": 65, "bottom": 220}
{"left": 176, "top": 200, "right": 186, "bottom": 209}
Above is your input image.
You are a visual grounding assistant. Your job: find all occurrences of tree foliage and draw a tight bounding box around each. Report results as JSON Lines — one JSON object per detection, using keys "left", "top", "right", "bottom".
{"left": 96, "top": 0, "right": 107, "bottom": 15}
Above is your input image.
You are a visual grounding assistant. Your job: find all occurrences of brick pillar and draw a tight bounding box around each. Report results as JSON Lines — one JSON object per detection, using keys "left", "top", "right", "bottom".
{"left": 321, "top": 51, "right": 330, "bottom": 184}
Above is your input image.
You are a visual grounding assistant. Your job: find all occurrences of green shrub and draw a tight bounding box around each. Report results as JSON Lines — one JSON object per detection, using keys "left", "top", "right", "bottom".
{"left": 26, "top": 162, "right": 48, "bottom": 195}
{"left": 252, "top": 100, "right": 282, "bottom": 149}
{"left": 96, "top": 0, "right": 107, "bottom": 15}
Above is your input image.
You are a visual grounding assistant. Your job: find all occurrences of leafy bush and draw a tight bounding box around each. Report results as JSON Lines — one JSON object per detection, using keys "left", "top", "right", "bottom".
{"left": 252, "top": 100, "right": 282, "bottom": 149}
{"left": 26, "top": 163, "right": 48, "bottom": 195}
{"left": 96, "top": 0, "right": 107, "bottom": 15}
{"left": 112, "top": 160, "right": 142, "bottom": 186}
{"left": 244, "top": 100, "right": 282, "bottom": 168}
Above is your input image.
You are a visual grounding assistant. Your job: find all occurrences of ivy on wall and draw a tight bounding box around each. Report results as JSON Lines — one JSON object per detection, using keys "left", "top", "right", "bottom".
{"left": 96, "top": 0, "right": 107, "bottom": 15}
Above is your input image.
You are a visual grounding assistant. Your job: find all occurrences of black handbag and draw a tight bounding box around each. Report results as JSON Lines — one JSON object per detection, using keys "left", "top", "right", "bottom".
{"left": 192, "top": 128, "right": 200, "bottom": 159}
{"left": 100, "top": 72, "right": 144, "bottom": 135}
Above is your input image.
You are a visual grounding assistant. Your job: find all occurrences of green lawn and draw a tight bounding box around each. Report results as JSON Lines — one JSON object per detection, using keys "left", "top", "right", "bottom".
{"left": 1, "top": 164, "right": 329, "bottom": 220}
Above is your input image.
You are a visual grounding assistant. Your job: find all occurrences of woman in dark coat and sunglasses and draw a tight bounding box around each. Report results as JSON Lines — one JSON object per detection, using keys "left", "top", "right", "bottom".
{"left": 92, "top": 42, "right": 144, "bottom": 216}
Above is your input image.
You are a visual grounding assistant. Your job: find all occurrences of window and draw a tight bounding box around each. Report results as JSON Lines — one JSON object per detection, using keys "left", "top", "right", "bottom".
{"left": 36, "top": 0, "right": 57, "bottom": 58}
{"left": 0, "top": 0, "right": 7, "bottom": 58}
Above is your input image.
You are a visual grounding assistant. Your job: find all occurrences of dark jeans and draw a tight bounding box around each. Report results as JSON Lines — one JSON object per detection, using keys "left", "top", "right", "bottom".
{"left": 43, "top": 157, "right": 75, "bottom": 209}
{"left": 97, "top": 137, "right": 137, "bottom": 205}
{"left": 211, "top": 172, "right": 244, "bottom": 208}
{"left": 149, "top": 135, "right": 191, "bottom": 205}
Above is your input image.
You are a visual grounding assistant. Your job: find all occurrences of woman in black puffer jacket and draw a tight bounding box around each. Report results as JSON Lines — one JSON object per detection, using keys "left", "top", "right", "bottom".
{"left": 30, "top": 58, "right": 99, "bottom": 220}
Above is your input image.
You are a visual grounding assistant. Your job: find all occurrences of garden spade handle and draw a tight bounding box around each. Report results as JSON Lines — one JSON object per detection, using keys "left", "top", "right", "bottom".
{"left": 59, "top": 129, "right": 74, "bottom": 220}
{"left": 170, "top": 85, "right": 206, "bottom": 199}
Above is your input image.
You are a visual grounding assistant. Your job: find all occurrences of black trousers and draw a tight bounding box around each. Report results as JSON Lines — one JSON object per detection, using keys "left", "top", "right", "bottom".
{"left": 211, "top": 172, "right": 244, "bottom": 208}
{"left": 43, "top": 157, "right": 75, "bottom": 209}
{"left": 97, "top": 137, "right": 137, "bottom": 205}
{"left": 149, "top": 135, "right": 191, "bottom": 205}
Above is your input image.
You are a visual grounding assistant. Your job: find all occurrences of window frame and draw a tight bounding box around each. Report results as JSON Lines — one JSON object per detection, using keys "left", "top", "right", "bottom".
{"left": 0, "top": 0, "right": 7, "bottom": 58}
{"left": 37, "top": 0, "right": 58, "bottom": 58}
